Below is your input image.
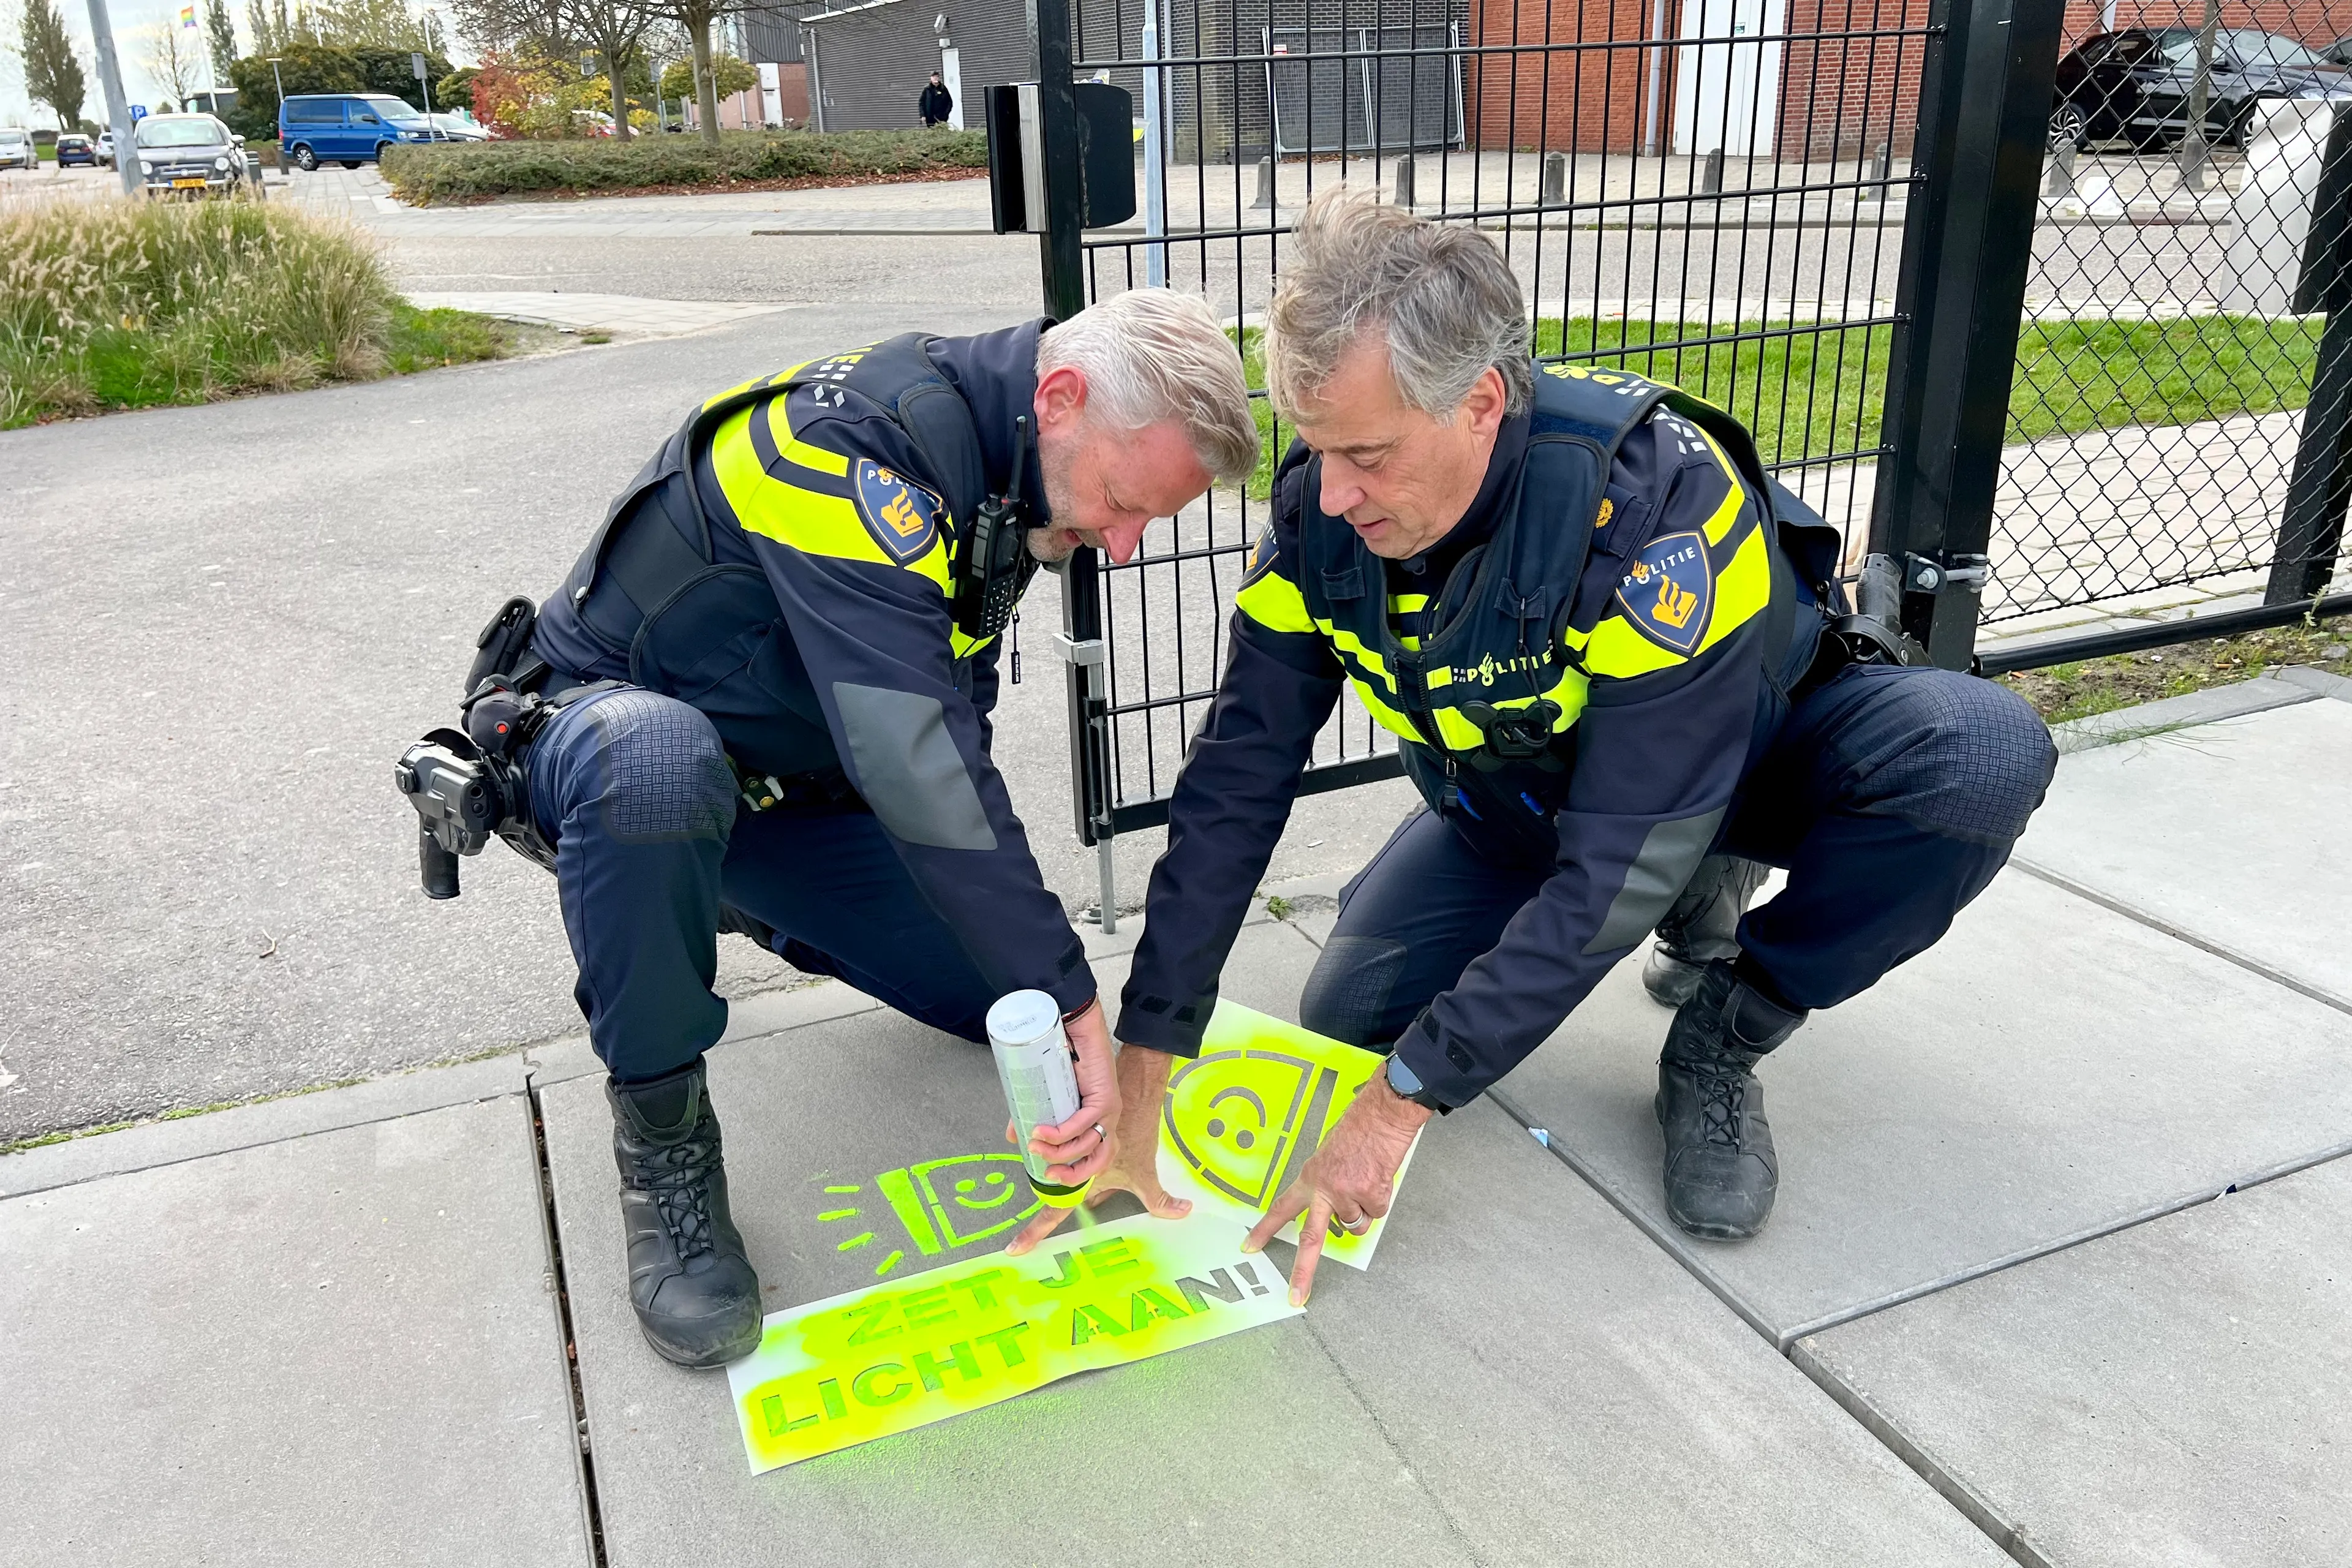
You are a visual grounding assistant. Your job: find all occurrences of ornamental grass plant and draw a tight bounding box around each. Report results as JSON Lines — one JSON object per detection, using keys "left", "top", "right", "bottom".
{"left": 379, "top": 126, "right": 988, "bottom": 204}
{"left": 0, "top": 193, "right": 507, "bottom": 428}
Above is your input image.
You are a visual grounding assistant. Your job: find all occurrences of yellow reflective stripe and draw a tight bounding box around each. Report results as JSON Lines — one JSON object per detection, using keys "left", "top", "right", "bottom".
{"left": 1399, "top": 635, "right": 1422, "bottom": 651}
{"left": 1347, "top": 677, "right": 1420, "bottom": 741}
{"left": 712, "top": 408, "right": 949, "bottom": 587}
{"left": 1425, "top": 665, "right": 1451, "bottom": 690}
{"left": 1235, "top": 569, "right": 1314, "bottom": 635}
{"left": 1585, "top": 612, "right": 1689, "bottom": 678}
{"left": 1694, "top": 428, "right": 1749, "bottom": 546}
{"left": 950, "top": 627, "right": 993, "bottom": 659}
{"left": 1317, "top": 622, "right": 1395, "bottom": 688}
{"left": 702, "top": 360, "right": 809, "bottom": 414}
{"left": 1697, "top": 521, "right": 1770, "bottom": 654}
{"left": 767, "top": 399, "right": 851, "bottom": 478}
{"left": 1389, "top": 593, "right": 1430, "bottom": 613}
{"left": 1428, "top": 705, "right": 1483, "bottom": 749}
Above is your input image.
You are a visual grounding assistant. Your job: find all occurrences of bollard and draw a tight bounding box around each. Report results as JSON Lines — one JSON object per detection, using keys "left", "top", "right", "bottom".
{"left": 2043, "top": 139, "right": 2076, "bottom": 200}
{"left": 1251, "top": 155, "right": 1275, "bottom": 209}
{"left": 1393, "top": 154, "right": 1415, "bottom": 208}
{"left": 1700, "top": 146, "right": 1723, "bottom": 196}
{"left": 1542, "top": 150, "right": 1566, "bottom": 205}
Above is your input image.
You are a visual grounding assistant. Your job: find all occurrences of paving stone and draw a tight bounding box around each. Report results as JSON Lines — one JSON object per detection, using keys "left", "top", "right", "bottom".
{"left": 1797, "top": 1152, "right": 2352, "bottom": 1567}
{"left": 2015, "top": 698, "right": 2352, "bottom": 1003}
{"left": 2048, "top": 675, "right": 2312, "bottom": 754}
{"left": 540, "top": 924, "right": 1472, "bottom": 1568}
{"left": 543, "top": 923, "right": 2002, "bottom": 1566}
{"left": 1492, "top": 870, "right": 2352, "bottom": 1343}
{"left": 0, "top": 1096, "right": 588, "bottom": 1567}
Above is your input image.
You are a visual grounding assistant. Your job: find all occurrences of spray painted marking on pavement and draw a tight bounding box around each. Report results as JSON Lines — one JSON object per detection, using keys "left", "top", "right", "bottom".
{"left": 1156, "top": 1000, "right": 1423, "bottom": 1270}
{"left": 813, "top": 1153, "right": 1042, "bottom": 1277}
{"left": 728, "top": 1212, "right": 1300, "bottom": 1471}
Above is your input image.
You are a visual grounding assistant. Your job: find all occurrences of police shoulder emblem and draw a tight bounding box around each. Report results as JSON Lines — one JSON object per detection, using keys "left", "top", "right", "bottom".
{"left": 853, "top": 459, "right": 944, "bottom": 565}
{"left": 1615, "top": 529, "right": 1713, "bottom": 654}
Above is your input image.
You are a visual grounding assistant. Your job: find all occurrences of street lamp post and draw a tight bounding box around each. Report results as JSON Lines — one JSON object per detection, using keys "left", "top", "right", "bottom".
{"left": 268, "top": 58, "right": 287, "bottom": 170}
{"left": 83, "top": 0, "right": 140, "bottom": 195}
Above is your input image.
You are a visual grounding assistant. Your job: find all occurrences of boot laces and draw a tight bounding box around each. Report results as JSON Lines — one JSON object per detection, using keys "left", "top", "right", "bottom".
{"left": 1691, "top": 1059, "right": 1751, "bottom": 1149}
{"left": 638, "top": 1128, "right": 721, "bottom": 1260}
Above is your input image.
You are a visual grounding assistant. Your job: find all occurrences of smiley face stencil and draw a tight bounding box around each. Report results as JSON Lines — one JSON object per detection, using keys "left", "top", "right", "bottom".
{"left": 1155, "top": 1001, "right": 1423, "bottom": 1270}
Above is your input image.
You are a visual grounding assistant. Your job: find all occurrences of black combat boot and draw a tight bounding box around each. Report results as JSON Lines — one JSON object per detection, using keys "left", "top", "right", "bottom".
{"left": 607, "top": 1060, "right": 764, "bottom": 1368}
{"left": 1644, "top": 856, "right": 1768, "bottom": 1008}
{"left": 1655, "top": 960, "right": 1805, "bottom": 1239}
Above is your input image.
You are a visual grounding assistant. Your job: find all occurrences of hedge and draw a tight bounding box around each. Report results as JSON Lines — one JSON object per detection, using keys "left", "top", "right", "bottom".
{"left": 380, "top": 127, "right": 989, "bottom": 204}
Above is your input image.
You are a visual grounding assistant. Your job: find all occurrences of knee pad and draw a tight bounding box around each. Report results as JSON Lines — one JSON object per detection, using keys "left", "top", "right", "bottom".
{"left": 1867, "top": 672, "right": 2057, "bottom": 845}
{"left": 1300, "top": 937, "right": 1410, "bottom": 1047}
{"left": 586, "top": 690, "right": 737, "bottom": 843}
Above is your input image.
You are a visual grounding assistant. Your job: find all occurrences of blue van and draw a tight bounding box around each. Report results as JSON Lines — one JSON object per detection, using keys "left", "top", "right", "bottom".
{"left": 278, "top": 93, "right": 437, "bottom": 170}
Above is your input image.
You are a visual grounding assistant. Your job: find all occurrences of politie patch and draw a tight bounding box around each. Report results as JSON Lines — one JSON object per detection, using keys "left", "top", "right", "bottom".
{"left": 1614, "top": 529, "right": 1713, "bottom": 654}
{"left": 853, "top": 459, "right": 944, "bottom": 565}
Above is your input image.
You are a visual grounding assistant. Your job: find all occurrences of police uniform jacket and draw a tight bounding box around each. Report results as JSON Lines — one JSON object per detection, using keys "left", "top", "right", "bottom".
{"left": 1117, "top": 364, "right": 1836, "bottom": 1109}
{"left": 530, "top": 321, "right": 1093, "bottom": 1017}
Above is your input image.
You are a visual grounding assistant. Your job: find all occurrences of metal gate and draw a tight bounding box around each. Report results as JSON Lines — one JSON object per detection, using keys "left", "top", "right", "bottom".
{"left": 1019, "top": 0, "right": 2349, "bottom": 913}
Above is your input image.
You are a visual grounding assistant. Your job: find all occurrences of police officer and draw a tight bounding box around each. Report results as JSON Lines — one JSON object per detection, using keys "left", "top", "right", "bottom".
{"left": 1037, "top": 191, "right": 2056, "bottom": 1301}
{"left": 496, "top": 292, "right": 1257, "bottom": 1364}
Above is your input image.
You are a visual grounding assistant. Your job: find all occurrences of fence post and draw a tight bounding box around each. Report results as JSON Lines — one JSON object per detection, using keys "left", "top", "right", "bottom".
{"left": 2268, "top": 107, "right": 2352, "bottom": 604}
{"left": 1867, "top": 0, "right": 2064, "bottom": 670}
{"left": 1029, "top": 0, "right": 1117, "bottom": 904}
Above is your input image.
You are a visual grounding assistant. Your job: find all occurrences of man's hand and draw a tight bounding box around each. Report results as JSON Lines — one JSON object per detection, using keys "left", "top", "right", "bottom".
{"left": 1008, "top": 1039, "right": 1193, "bottom": 1254}
{"left": 1245, "top": 1069, "right": 1431, "bottom": 1306}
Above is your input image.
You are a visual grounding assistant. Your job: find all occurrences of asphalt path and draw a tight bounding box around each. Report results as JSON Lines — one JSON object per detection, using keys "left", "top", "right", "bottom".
{"left": 0, "top": 307, "right": 1420, "bottom": 1142}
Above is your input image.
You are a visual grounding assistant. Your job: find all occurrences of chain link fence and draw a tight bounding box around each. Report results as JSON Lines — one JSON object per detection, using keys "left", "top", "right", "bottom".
{"left": 1991, "top": 2, "right": 2352, "bottom": 631}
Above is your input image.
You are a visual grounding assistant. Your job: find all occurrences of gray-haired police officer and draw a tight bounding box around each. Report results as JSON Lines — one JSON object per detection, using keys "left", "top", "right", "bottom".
{"left": 469, "top": 293, "right": 1257, "bottom": 1365}
{"left": 1017, "top": 191, "right": 2056, "bottom": 1302}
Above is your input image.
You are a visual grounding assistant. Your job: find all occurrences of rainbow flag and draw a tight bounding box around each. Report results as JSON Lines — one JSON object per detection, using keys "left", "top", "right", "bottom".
{"left": 180, "top": 5, "right": 195, "bottom": 25}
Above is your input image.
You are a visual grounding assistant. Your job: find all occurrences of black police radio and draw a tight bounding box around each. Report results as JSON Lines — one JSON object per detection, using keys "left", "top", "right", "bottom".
{"left": 951, "top": 414, "right": 1040, "bottom": 641}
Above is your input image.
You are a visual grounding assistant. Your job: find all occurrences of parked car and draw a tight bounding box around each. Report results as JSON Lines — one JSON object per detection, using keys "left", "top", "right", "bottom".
{"left": 96, "top": 130, "right": 115, "bottom": 166}
{"left": 2051, "top": 28, "right": 2350, "bottom": 151}
{"left": 55, "top": 132, "right": 95, "bottom": 167}
{"left": 0, "top": 128, "right": 34, "bottom": 170}
{"left": 423, "top": 112, "right": 488, "bottom": 141}
{"left": 570, "top": 109, "right": 616, "bottom": 137}
{"left": 277, "top": 92, "right": 439, "bottom": 170}
{"left": 130, "top": 113, "right": 247, "bottom": 196}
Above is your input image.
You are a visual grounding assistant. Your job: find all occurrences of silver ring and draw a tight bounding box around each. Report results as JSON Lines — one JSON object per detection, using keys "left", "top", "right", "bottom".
{"left": 1095, "top": 1124, "right": 1107, "bottom": 1141}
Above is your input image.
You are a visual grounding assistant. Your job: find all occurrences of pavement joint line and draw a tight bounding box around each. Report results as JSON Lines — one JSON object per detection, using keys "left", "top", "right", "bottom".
{"left": 0, "top": 1087, "right": 530, "bottom": 1204}
{"left": 524, "top": 1072, "right": 611, "bottom": 1568}
{"left": 1293, "top": 1308, "right": 1496, "bottom": 1567}
{"left": 2006, "top": 856, "right": 2352, "bottom": 1020}
{"left": 1784, "top": 1338, "right": 2056, "bottom": 1568}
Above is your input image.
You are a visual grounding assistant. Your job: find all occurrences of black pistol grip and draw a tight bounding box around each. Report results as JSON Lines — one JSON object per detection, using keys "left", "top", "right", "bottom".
{"left": 419, "top": 825, "right": 462, "bottom": 900}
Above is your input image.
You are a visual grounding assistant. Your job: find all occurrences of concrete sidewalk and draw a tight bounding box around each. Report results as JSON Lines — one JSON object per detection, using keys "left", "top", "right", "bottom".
{"left": 6, "top": 674, "right": 2348, "bottom": 1566}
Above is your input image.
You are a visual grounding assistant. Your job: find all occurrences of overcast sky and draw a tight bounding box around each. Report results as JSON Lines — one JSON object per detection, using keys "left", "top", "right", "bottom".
{"left": 3, "top": 1, "right": 467, "bottom": 126}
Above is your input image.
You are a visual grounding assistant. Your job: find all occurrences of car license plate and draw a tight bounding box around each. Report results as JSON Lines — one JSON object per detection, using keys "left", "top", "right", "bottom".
{"left": 172, "top": 177, "right": 206, "bottom": 188}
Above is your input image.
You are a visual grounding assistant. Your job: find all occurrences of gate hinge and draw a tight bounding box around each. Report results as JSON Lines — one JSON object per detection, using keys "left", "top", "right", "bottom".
{"left": 1904, "top": 552, "right": 1989, "bottom": 595}
{"left": 1054, "top": 634, "right": 1106, "bottom": 666}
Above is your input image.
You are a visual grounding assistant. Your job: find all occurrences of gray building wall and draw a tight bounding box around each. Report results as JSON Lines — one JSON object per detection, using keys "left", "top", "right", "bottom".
{"left": 806, "top": 0, "right": 1031, "bottom": 131}
{"left": 742, "top": 4, "right": 813, "bottom": 64}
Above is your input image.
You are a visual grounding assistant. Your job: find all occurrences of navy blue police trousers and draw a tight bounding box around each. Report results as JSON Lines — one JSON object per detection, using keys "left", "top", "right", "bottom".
{"left": 1300, "top": 663, "right": 2059, "bottom": 1046}
{"left": 522, "top": 687, "right": 995, "bottom": 1082}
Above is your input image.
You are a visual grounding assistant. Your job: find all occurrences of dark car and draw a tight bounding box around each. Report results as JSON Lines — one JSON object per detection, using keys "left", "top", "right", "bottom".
{"left": 130, "top": 113, "right": 248, "bottom": 196}
{"left": 2050, "top": 28, "right": 2348, "bottom": 150}
{"left": 55, "top": 132, "right": 95, "bottom": 167}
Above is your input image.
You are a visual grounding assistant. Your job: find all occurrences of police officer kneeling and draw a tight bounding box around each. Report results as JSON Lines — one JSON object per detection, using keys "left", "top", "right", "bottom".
{"left": 425, "top": 293, "right": 1257, "bottom": 1365}
{"left": 1080, "top": 192, "right": 2057, "bottom": 1298}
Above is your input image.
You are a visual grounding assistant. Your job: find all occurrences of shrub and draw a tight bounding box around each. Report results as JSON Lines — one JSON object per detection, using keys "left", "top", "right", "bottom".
{"left": 0, "top": 194, "right": 502, "bottom": 427}
{"left": 380, "top": 126, "right": 989, "bottom": 203}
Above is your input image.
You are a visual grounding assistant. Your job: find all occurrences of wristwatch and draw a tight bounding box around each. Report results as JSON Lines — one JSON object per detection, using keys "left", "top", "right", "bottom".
{"left": 1384, "top": 1052, "right": 1447, "bottom": 1114}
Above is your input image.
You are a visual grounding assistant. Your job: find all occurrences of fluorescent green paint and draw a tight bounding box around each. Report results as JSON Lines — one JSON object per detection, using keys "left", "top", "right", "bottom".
{"left": 816, "top": 1208, "right": 859, "bottom": 1222}
{"left": 728, "top": 1213, "right": 1301, "bottom": 1472}
{"left": 873, "top": 1250, "right": 905, "bottom": 1277}
{"left": 1155, "top": 1001, "right": 1425, "bottom": 1272}
{"left": 835, "top": 1232, "right": 875, "bottom": 1252}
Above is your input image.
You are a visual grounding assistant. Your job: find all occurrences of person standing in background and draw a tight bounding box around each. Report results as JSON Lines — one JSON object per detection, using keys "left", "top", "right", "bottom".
{"left": 919, "top": 71, "right": 954, "bottom": 127}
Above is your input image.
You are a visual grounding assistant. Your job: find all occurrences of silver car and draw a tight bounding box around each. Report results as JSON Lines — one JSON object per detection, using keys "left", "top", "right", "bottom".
{"left": 0, "top": 127, "right": 34, "bottom": 171}
{"left": 132, "top": 113, "right": 247, "bottom": 195}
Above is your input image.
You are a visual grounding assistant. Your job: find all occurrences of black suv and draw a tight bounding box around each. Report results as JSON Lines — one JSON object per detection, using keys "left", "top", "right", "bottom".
{"left": 2050, "top": 28, "right": 2346, "bottom": 150}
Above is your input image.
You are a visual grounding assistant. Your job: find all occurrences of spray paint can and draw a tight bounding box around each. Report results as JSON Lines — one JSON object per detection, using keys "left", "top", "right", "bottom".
{"left": 987, "top": 989, "right": 1092, "bottom": 1209}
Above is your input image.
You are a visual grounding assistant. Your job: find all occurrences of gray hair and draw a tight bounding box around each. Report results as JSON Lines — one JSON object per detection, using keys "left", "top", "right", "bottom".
{"left": 1038, "top": 288, "right": 1259, "bottom": 484}
{"left": 1264, "top": 186, "right": 1534, "bottom": 421}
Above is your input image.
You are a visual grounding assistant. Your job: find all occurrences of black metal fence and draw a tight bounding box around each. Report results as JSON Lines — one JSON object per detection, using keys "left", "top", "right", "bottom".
{"left": 1019, "top": 0, "right": 2352, "bottom": 889}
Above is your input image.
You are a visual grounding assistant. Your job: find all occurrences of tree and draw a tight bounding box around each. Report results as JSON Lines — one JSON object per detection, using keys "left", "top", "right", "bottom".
{"left": 352, "top": 43, "right": 452, "bottom": 110}
{"left": 560, "top": 2, "right": 655, "bottom": 141}
{"left": 145, "top": 20, "right": 208, "bottom": 109}
{"left": 658, "top": 44, "right": 752, "bottom": 140}
{"left": 312, "top": 0, "right": 444, "bottom": 49}
{"left": 244, "top": 0, "right": 295, "bottom": 55}
{"left": 636, "top": 0, "right": 755, "bottom": 146}
{"left": 19, "top": 0, "right": 87, "bottom": 130}
{"left": 205, "top": 0, "right": 238, "bottom": 88}
{"left": 227, "top": 39, "right": 363, "bottom": 129}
